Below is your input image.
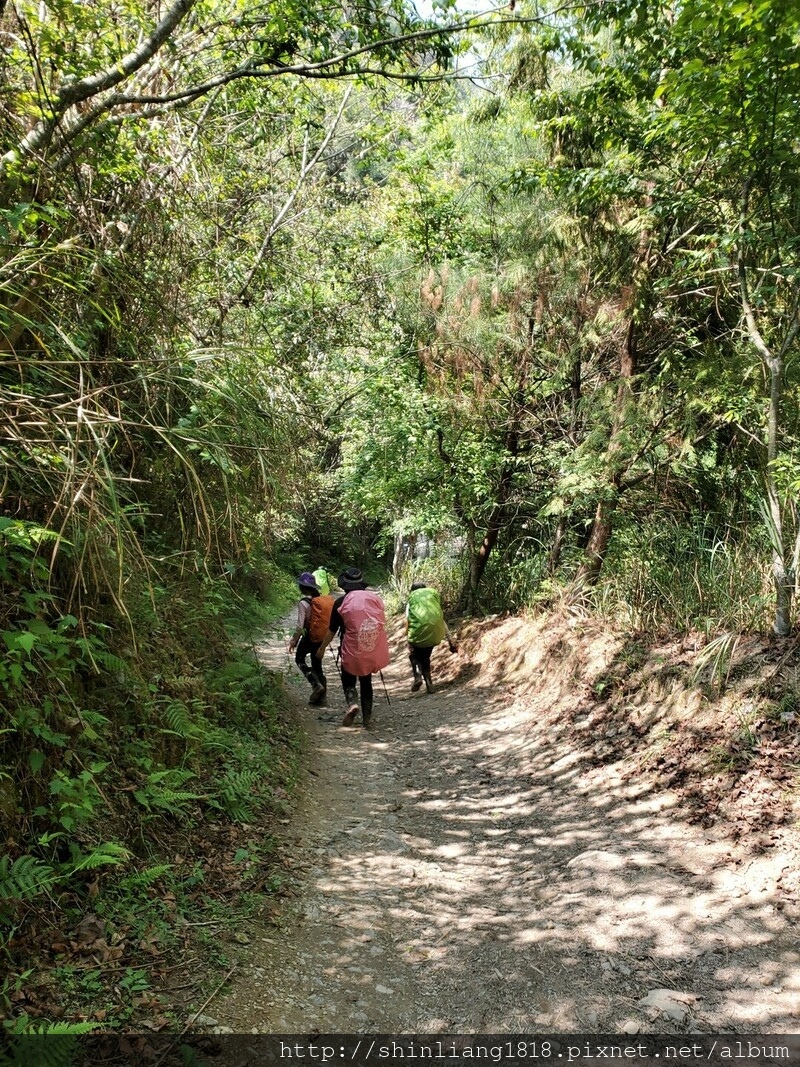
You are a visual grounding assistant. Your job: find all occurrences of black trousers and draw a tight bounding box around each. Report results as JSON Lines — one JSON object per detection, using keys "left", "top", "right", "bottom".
{"left": 409, "top": 644, "right": 433, "bottom": 673}
{"left": 295, "top": 635, "right": 325, "bottom": 686}
{"left": 340, "top": 669, "right": 373, "bottom": 706}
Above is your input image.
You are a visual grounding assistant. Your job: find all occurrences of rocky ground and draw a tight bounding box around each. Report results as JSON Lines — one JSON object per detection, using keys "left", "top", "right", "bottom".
{"left": 207, "top": 609, "right": 800, "bottom": 1036}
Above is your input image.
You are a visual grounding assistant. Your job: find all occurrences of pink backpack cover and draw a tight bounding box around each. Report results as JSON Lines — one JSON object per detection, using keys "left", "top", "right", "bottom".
{"left": 338, "top": 590, "right": 390, "bottom": 676}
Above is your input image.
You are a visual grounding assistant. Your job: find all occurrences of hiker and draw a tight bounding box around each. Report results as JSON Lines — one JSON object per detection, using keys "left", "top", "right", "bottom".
{"left": 316, "top": 566, "right": 390, "bottom": 728}
{"left": 288, "top": 572, "right": 336, "bottom": 706}
{"left": 405, "top": 581, "right": 458, "bottom": 694}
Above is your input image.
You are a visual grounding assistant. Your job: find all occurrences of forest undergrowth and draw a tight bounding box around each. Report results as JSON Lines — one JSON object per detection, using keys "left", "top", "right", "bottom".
{"left": 0, "top": 543, "right": 303, "bottom": 1044}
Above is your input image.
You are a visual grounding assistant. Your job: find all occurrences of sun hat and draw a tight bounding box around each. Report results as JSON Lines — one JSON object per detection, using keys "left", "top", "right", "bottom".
{"left": 338, "top": 566, "right": 367, "bottom": 591}
{"left": 297, "top": 571, "right": 320, "bottom": 593}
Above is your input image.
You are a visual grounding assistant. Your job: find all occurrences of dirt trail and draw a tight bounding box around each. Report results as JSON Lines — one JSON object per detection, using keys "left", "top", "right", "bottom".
{"left": 213, "top": 616, "right": 800, "bottom": 1034}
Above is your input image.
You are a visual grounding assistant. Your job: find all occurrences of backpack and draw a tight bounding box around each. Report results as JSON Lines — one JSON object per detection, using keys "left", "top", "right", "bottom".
{"left": 308, "top": 594, "right": 336, "bottom": 643}
{"left": 312, "top": 567, "right": 331, "bottom": 596}
{"left": 406, "top": 587, "right": 445, "bottom": 646}
{"left": 338, "top": 590, "right": 390, "bottom": 675}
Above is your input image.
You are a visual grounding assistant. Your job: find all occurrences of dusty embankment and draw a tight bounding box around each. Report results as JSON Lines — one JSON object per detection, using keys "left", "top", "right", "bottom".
{"left": 207, "top": 608, "right": 800, "bottom": 1035}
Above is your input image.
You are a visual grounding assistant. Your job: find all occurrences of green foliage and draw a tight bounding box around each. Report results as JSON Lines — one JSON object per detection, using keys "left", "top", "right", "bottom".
{"left": 0, "top": 856, "right": 56, "bottom": 910}
{"left": 209, "top": 768, "right": 262, "bottom": 824}
{"left": 591, "top": 512, "right": 772, "bottom": 633}
{"left": 114, "top": 864, "right": 173, "bottom": 894}
{"left": 133, "top": 770, "right": 201, "bottom": 817}
{"left": 0, "top": 561, "right": 299, "bottom": 1030}
{"left": 0, "top": 843, "right": 128, "bottom": 935}
{"left": 1, "top": 1031, "right": 88, "bottom": 1067}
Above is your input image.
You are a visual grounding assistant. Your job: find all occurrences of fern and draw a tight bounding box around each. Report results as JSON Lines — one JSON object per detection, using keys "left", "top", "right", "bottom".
{"left": 92, "top": 650, "right": 126, "bottom": 673}
{"left": 148, "top": 789, "right": 201, "bottom": 813}
{"left": 118, "top": 864, "right": 172, "bottom": 892}
{"left": 0, "top": 855, "right": 56, "bottom": 908}
{"left": 0, "top": 846, "right": 128, "bottom": 917}
{"left": 2, "top": 1027, "right": 101, "bottom": 1067}
{"left": 4, "top": 1019, "right": 96, "bottom": 1035}
{"left": 133, "top": 769, "right": 201, "bottom": 815}
{"left": 0, "top": 1036, "right": 78, "bottom": 1067}
{"left": 73, "top": 636, "right": 126, "bottom": 675}
{"left": 199, "top": 723, "right": 238, "bottom": 751}
{"left": 1, "top": 1017, "right": 99, "bottom": 1067}
{"left": 159, "top": 699, "right": 200, "bottom": 739}
{"left": 163, "top": 674, "right": 198, "bottom": 696}
{"left": 210, "top": 768, "right": 261, "bottom": 823}
{"left": 210, "top": 661, "right": 257, "bottom": 684}
{"left": 147, "top": 768, "right": 197, "bottom": 787}
{"left": 66, "top": 842, "right": 129, "bottom": 874}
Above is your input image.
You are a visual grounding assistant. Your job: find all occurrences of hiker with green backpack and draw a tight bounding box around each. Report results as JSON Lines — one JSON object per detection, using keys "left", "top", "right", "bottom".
{"left": 312, "top": 565, "right": 335, "bottom": 597}
{"left": 404, "top": 581, "right": 457, "bottom": 694}
{"left": 288, "top": 571, "right": 337, "bottom": 706}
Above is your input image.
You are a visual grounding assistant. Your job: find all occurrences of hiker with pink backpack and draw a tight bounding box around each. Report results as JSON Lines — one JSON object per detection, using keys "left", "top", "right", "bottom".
{"left": 316, "top": 567, "right": 390, "bottom": 728}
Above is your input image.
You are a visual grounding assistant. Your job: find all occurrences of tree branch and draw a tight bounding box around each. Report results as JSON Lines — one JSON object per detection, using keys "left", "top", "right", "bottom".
{"left": 2, "top": 0, "right": 596, "bottom": 174}
{"left": 1, "top": 0, "right": 197, "bottom": 176}
{"left": 57, "top": 0, "right": 197, "bottom": 108}
{"left": 235, "top": 85, "right": 353, "bottom": 309}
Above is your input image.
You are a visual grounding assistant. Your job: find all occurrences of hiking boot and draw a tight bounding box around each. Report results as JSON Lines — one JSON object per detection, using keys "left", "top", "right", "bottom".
{"left": 423, "top": 672, "right": 434, "bottom": 694}
{"left": 309, "top": 683, "right": 325, "bottom": 705}
{"left": 342, "top": 688, "right": 359, "bottom": 726}
{"left": 361, "top": 697, "right": 373, "bottom": 729}
{"left": 411, "top": 663, "right": 422, "bottom": 692}
{"left": 341, "top": 705, "right": 359, "bottom": 727}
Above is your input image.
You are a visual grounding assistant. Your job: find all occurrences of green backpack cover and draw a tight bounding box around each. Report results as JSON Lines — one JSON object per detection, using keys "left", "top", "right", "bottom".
{"left": 312, "top": 567, "right": 331, "bottom": 596}
{"left": 407, "top": 587, "right": 445, "bottom": 646}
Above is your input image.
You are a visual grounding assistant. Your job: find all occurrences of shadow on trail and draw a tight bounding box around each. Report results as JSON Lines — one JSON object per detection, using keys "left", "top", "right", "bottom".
{"left": 298, "top": 654, "right": 798, "bottom": 1032}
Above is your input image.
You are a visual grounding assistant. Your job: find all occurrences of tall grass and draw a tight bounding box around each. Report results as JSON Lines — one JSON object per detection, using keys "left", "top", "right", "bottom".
{"left": 589, "top": 513, "right": 772, "bottom": 633}
{"left": 386, "top": 554, "right": 467, "bottom": 616}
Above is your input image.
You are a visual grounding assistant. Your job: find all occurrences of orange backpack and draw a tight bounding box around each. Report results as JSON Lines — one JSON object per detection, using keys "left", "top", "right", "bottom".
{"left": 308, "top": 594, "right": 336, "bottom": 643}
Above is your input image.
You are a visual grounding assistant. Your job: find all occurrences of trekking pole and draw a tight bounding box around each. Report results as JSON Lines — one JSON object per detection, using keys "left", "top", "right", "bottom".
{"left": 379, "top": 669, "right": 391, "bottom": 706}
{"left": 333, "top": 645, "right": 343, "bottom": 682}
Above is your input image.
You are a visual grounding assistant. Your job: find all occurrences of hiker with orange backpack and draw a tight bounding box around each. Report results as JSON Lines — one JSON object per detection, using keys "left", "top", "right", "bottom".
{"left": 316, "top": 566, "right": 390, "bottom": 728}
{"left": 288, "top": 572, "right": 336, "bottom": 706}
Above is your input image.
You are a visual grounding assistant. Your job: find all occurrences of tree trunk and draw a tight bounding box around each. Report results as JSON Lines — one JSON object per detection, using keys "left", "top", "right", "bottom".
{"left": 392, "top": 531, "right": 405, "bottom": 579}
{"left": 465, "top": 521, "right": 502, "bottom": 611}
{"left": 570, "top": 330, "right": 636, "bottom": 591}
{"left": 461, "top": 418, "right": 521, "bottom": 609}
{"left": 737, "top": 177, "right": 800, "bottom": 635}
{"left": 572, "top": 494, "right": 618, "bottom": 591}
{"left": 570, "top": 209, "right": 652, "bottom": 592}
{"left": 548, "top": 514, "right": 568, "bottom": 574}
{"left": 773, "top": 556, "right": 793, "bottom": 638}
{"left": 767, "top": 360, "right": 792, "bottom": 635}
